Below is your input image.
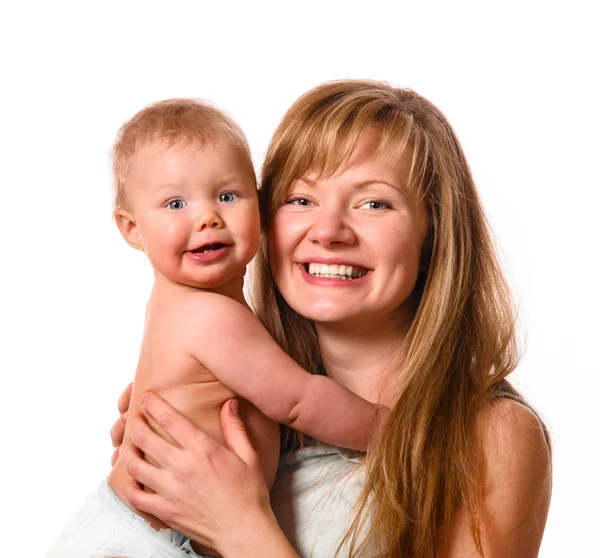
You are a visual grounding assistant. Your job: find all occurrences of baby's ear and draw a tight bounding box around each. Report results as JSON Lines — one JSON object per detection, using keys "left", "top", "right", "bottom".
{"left": 114, "top": 209, "right": 144, "bottom": 251}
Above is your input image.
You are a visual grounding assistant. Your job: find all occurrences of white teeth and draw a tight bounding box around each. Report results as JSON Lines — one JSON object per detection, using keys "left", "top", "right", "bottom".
{"left": 305, "top": 263, "right": 368, "bottom": 279}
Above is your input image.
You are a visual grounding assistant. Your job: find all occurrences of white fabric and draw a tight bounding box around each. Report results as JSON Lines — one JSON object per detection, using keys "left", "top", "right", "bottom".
{"left": 47, "top": 481, "right": 197, "bottom": 558}
{"left": 269, "top": 442, "right": 373, "bottom": 558}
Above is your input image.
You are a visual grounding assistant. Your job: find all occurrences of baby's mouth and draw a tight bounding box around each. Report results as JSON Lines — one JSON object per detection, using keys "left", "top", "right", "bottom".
{"left": 303, "top": 263, "right": 369, "bottom": 280}
{"left": 190, "top": 243, "right": 228, "bottom": 254}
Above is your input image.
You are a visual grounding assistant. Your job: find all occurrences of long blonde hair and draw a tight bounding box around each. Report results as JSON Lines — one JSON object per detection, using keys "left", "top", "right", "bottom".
{"left": 253, "top": 80, "right": 537, "bottom": 557}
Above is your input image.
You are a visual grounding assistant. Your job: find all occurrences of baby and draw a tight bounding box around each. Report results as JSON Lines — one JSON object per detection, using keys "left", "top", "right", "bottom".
{"left": 49, "top": 99, "right": 385, "bottom": 558}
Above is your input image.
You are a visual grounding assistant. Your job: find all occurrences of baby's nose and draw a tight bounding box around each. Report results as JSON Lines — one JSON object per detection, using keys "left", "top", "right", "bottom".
{"left": 198, "top": 210, "right": 224, "bottom": 230}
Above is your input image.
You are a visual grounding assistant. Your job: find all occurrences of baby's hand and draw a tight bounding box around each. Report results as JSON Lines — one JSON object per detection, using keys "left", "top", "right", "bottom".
{"left": 110, "top": 382, "right": 133, "bottom": 465}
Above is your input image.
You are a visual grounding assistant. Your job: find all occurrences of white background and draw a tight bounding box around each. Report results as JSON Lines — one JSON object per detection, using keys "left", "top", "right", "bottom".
{"left": 1, "top": 1, "right": 598, "bottom": 556}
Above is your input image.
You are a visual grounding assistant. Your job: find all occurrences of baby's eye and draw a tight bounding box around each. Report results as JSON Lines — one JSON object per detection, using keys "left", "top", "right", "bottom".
{"left": 359, "top": 199, "right": 391, "bottom": 210}
{"left": 167, "top": 199, "right": 187, "bottom": 210}
{"left": 219, "top": 192, "right": 239, "bottom": 203}
{"left": 285, "top": 197, "right": 313, "bottom": 207}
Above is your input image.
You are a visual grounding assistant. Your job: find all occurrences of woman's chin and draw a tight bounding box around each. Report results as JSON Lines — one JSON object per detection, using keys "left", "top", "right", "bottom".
{"left": 301, "top": 307, "right": 384, "bottom": 330}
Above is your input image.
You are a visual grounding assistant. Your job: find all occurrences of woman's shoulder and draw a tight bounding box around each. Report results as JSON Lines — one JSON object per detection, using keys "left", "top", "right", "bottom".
{"left": 443, "top": 391, "right": 552, "bottom": 556}
{"left": 478, "top": 390, "right": 551, "bottom": 461}
{"left": 468, "top": 393, "right": 552, "bottom": 554}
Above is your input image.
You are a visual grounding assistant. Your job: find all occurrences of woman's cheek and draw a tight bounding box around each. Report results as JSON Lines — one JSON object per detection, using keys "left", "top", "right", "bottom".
{"left": 268, "top": 213, "right": 294, "bottom": 271}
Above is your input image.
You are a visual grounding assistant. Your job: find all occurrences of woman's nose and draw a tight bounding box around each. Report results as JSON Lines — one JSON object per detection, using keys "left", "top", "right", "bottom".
{"left": 307, "top": 207, "right": 355, "bottom": 246}
{"left": 197, "top": 209, "right": 225, "bottom": 231}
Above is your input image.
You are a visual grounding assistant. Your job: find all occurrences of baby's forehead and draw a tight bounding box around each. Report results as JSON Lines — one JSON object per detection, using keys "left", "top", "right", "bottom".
{"left": 133, "top": 136, "right": 237, "bottom": 157}
{"left": 133, "top": 136, "right": 251, "bottom": 167}
{"left": 126, "top": 137, "right": 256, "bottom": 191}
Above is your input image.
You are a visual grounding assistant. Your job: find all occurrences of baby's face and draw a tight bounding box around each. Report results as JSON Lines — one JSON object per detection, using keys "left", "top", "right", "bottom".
{"left": 123, "top": 139, "right": 260, "bottom": 289}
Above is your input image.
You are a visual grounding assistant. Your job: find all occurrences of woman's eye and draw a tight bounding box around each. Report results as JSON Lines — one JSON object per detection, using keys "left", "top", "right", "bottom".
{"left": 167, "top": 199, "right": 187, "bottom": 210}
{"left": 219, "top": 192, "right": 239, "bottom": 203}
{"left": 359, "top": 200, "right": 391, "bottom": 210}
{"left": 285, "top": 197, "right": 313, "bottom": 207}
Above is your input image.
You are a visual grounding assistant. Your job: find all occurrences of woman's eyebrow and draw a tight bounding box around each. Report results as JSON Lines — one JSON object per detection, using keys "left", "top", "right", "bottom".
{"left": 298, "top": 177, "right": 404, "bottom": 193}
{"left": 352, "top": 179, "right": 406, "bottom": 194}
{"left": 298, "top": 177, "right": 317, "bottom": 187}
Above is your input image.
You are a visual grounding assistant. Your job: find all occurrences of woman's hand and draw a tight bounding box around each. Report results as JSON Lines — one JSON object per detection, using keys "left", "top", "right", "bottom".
{"left": 110, "top": 382, "right": 133, "bottom": 466}
{"left": 121, "top": 393, "right": 293, "bottom": 556}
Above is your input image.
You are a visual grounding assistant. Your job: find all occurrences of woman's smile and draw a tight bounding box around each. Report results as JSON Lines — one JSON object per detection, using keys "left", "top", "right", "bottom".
{"left": 297, "top": 262, "right": 371, "bottom": 287}
{"left": 297, "top": 258, "right": 371, "bottom": 282}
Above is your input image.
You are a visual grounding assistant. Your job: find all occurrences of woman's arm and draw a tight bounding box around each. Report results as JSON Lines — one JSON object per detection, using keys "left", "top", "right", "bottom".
{"left": 440, "top": 399, "right": 552, "bottom": 557}
{"left": 121, "top": 393, "right": 299, "bottom": 558}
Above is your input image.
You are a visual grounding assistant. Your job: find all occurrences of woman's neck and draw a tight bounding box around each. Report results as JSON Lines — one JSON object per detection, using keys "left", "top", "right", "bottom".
{"left": 315, "top": 317, "right": 407, "bottom": 408}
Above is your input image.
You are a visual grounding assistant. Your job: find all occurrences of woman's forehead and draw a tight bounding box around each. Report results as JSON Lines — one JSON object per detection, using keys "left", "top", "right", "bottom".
{"left": 298, "top": 125, "right": 414, "bottom": 179}
{"left": 297, "top": 130, "right": 414, "bottom": 187}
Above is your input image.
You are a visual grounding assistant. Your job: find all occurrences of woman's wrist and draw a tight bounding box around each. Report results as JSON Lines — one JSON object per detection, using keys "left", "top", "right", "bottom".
{"left": 218, "top": 508, "right": 297, "bottom": 558}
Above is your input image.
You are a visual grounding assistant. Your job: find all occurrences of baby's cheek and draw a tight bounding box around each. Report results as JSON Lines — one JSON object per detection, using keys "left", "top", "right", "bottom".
{"left": 159, "top": 223, "right": 187, "bottom": 250}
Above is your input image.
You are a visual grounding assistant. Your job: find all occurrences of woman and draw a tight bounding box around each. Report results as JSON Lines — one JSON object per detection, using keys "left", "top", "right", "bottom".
{"left": 112, "top": 79, "right": 552, "bottom": 557}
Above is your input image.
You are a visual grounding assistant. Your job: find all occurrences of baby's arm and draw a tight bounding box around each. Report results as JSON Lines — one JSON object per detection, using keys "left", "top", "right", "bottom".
{"left": 184, "top": 294, "right": 387, "bottom": 451}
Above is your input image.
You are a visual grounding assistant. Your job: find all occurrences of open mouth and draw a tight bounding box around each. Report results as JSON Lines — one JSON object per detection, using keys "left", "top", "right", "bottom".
{"left": 303, "top": 263, "right": 369, "bottom": 280}
{"left": 190, "top": 243, "right": 228, "bottom": 255}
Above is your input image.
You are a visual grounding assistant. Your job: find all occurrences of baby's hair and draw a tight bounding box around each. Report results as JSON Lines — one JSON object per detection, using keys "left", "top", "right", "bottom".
{"left": 112, "top": 98, "right": 253, "bottom": 210}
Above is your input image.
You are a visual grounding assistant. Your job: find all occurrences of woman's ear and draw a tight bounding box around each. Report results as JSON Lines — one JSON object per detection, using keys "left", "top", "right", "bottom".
{"left": 114, "top": 209, "right": 144, "bottom": 251}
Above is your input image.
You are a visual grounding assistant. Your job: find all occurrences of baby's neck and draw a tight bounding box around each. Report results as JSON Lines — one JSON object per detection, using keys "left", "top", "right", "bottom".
{"left": 152, "top": 271, "right": 248, "bottom": 307}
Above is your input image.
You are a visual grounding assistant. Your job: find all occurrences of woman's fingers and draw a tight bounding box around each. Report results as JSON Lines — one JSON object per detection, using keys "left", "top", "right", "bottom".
{"left": 123, "top": 478, "right": 175, "bottom": 523}
{"left": 110, "top": 411, "right": 127, "bottom": 448}
{"left": 116, "top": 396, "right": 272, "bottom": 550}
{"left": 109, "top": 383, "right": 132, "bottom": 453}
{"left": 121, "top": 445, "right": 164, "bottom": 493}
{"left": 220, "top": 399, "right": 260, "bottom": 469}
{"left": 127, "top": 414, "right": 180, "bottom": 468}
{"left": 141, "top": 392, "right": 214, "bottom": 450}
{"left": 118, "top": 382, "right": 134, "bottom": 414}
{"left": 111, "top": 446, "right": 120, "bottom": 467}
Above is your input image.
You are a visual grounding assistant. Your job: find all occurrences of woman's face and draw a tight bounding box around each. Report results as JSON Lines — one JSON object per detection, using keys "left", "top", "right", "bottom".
{"left": 269, "top": 129, "right": 429, "bottom": 330}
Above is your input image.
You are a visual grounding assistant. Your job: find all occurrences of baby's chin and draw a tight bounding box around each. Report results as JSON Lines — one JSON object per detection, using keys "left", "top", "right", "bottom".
{"left": 166, "top": 267, "right": 248, "bottom": 292}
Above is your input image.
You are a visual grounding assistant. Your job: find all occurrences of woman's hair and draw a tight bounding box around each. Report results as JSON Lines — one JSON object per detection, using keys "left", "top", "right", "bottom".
{"left": 253, "top": 80, "right": 547, "bottom": 557}
{"left": 112, "top": 98, "right": 252, "bottom": 211}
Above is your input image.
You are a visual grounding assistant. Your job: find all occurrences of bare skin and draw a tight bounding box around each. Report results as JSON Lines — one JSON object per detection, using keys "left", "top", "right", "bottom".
{"left": 108, "top": 138, "right": 387, "bottom": 555}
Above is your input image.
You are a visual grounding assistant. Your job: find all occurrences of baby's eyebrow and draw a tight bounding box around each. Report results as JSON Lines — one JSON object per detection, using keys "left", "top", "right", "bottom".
{"left": 152, "top": 181, "right": 183, "bottom": 192}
